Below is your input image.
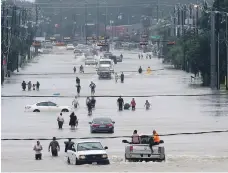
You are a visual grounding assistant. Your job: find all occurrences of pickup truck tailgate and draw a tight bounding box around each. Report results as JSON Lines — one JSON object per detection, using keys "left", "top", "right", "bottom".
{"left": 130, "top": 145, "right": 160, "bottom": 155}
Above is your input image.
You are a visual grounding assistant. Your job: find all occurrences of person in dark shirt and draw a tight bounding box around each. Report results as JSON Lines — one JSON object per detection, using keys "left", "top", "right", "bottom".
{"left": 76, "top": 84, "right": 81, "bottom": 95}
{"left": 64, "top": 139, "right": 74, "bottom": 152}
{"left": 120, "top": 72, "right": 124, "bottom": 83}
{"left": 117, "top": 96, "right": 124, "bottom": 111}
{"left": 48, "top": 137, "right": 60, "bottom": 156}
{"left": 76, "top": 77, "right": 80, "bottom": 85}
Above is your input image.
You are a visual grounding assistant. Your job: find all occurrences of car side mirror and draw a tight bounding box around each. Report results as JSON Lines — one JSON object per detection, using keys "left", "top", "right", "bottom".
{"left": 89, "top": 122, "right": 92, "bottom": 124}
{"left": 104, "top": 146, "right": 108, "bottom": 150}
{"left": 122, "top": 140, "right": 129, "bottom": 143}
{"left": 112, "top": 121, "right": 115, "bottom": 124}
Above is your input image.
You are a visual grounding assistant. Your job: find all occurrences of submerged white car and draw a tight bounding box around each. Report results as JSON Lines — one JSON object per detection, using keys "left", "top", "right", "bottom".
{"left": 66, "top": 44, "right": 75, "bottom": 50}
{"left": 66, "top": 141, "right": 110, "bottom": 165}
{"left": 25, "top": 101, "right": 72, "bottom": 112}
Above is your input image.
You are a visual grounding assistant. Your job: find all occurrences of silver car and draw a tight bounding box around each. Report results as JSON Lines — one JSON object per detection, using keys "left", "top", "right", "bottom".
{"left": 85, "top": 58, "right": 97, "bottom": 65}
{"left": 89, "top": 117, "right": 115, "bottom": 133}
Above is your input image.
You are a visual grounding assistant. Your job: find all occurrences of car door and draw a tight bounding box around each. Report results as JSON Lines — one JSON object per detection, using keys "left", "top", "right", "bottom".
{"left": 47, "top": 102, "right": 58, "bottom": 112}
{"left": 36, "top": 102, "right": 49, "bottom": 111}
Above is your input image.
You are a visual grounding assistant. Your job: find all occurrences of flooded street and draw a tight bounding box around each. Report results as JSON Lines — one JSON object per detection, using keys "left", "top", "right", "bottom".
{"left": 2, "top": 47, "right": 228, "bottom": 171}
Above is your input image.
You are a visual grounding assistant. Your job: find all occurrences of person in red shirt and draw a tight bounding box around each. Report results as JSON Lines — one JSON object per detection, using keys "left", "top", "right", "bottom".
{"left": 131, "top": 98, "right": 136, "bottom": 111}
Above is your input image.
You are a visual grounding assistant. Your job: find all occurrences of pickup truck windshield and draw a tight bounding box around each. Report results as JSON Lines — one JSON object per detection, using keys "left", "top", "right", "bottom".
{"left": 98, "top": 67, "right": 110, "bottom": 71}
{"left": 77, "top": 142, "right": 103, "bottom": 151}
{"left": 100, "top": 61, "right": 111, "bottom": 65}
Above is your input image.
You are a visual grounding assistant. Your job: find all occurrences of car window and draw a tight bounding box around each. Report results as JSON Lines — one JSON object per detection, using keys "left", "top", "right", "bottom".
{"left": 93, "top": 119, "right": 111, "bottom": 124}
{"left": 36, "top": 102, "right": 48, "bottom": 106}
{"left": 48, "top": 102, "right": 57, "bottom": 106}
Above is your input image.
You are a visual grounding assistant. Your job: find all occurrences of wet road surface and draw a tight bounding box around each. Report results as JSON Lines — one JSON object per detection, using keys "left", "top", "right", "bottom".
{"left": 2, "top": 47, "right": 228, "bottom": 171}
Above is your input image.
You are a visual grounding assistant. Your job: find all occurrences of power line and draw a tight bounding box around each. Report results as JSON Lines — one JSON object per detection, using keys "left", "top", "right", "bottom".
{"left": 1, "top": 93, "right": 227, "bottom": 98}
{"left": 11, "top": 69, "right": 164, "bottom": 76}
{"left": 2, "top": 130, "right": 228, "bottom": 141}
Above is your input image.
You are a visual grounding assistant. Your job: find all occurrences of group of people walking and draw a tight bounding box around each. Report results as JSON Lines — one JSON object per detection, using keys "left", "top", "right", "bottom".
{"left": 138, "top": 53, "right": 152, "bottom": 59}
{"left": 115, "top": 72, "right": 124, "bottom": 83}
{"left": 117, "top": 96, "right": 151, "bottom": 111}
{"left": 75, "top": 77, "right": 96, "bottom": 96}
{"left": 73, "top": 65, "right": 84, "bottom": 74}
{"left": 21, "top": 81, "right": 40, "bottom": 91}
{"left": 138, "top": 66, "right": 152, "bottom": 74}
{"left": 56, "top": 112, "right": 78, "bottom": 130}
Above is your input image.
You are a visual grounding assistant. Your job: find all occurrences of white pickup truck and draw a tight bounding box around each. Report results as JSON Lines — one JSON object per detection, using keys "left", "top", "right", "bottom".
{"left": 122, "top": 135, "right": 165, "bottom": 162}
{"left": 66, "top": 140, "right": 110, "bottom": 165}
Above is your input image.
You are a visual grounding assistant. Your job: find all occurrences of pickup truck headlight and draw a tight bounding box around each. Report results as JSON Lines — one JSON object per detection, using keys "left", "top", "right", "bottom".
{"left": 79, "top": 155, "right": 86, "bottom": 159}
{"left": 102, "top": 154, "right": 108, "bottom": 158}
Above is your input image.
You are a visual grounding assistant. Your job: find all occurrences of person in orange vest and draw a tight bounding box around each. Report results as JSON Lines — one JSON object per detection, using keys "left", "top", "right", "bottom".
{"left": 153, "top": 130, "right": 160, "bottom": 144}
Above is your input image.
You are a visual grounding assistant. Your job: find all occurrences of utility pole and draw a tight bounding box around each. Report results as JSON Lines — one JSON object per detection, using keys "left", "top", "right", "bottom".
{"left": 177, "top": 5, "right": 180, "bottom": 37}
{"left": 189, "top": 4, "right": 192, "bottom": 29}
{"left": 173, "top": 6, "right": 176, "bottom": 37}
{"left": 182, "top": 5, "right": 187, "bottom": 71}
{"left": 210, "top": 12, "right": 217, "bottom": 89}
{"left": 85, "top": 3, "right": 88, "bottom": 44}
{"left": 215, "top": 0, "right": 220, "bottom": 89}
{"left": 226, "top": 14, "right": 228, "bottom": 90}
{"left": 104, "top": 3, "right": 107, "bottom": 42}
{"left": 96, "top": 0, "right": 99, "bottom": 41}
{"left": 6, "top": 6, "right": 10, "bottom": 71}
{"left": 1, "top": 2, "right": 5, "bottom": 84}
{"left": 156, "top": 0, "right": 159, "bottom": 22}
{"left": 196, "top": 5, "right": 199, "bottom": 35}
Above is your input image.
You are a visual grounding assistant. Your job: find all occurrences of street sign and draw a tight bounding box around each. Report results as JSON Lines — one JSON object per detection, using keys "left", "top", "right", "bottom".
{"left": 97, "top": 42, "right": 108, "bottom": 46}
{"left": 50, "top": 37, "right": 56, "bottom": 40}
{"left": 63, "top": 37, "right": 71, "bottom": 40}
{"left": 150, "top": 35, "right": 160, "bottom": 39}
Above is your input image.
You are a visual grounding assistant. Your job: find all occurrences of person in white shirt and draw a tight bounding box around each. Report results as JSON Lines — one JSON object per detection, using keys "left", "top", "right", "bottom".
{"left": 33, "top": 141, "right": 43, "bottom": 160}
{"left": 72, "top": 96, "right": 79, "bottom": 108}
{"left": 57, "top": 113, "right": 64, "bottom": 129}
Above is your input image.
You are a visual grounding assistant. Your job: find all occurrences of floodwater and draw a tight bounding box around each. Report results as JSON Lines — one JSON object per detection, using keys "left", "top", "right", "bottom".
{"left": 1, "top": 47, "right": 228, "bottom": 171}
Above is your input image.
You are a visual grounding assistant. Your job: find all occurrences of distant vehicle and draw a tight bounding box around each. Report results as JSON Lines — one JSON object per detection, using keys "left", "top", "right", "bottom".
{"left": 122, "top": 135, "right": 165, "bottom": 162}
{"left": 103, "top": 52, "right": 112, "bottom": 58}
{"left": 89, "top": 117, "right": 115, "bottom": 133}
{"left": 44, "top": 42, "right": 53, "bottom": 49}
{"left": 85, "top": 57, "right": 97, "bottom": 65}
{"left": 66, "top": 44, "right": 75, "bottom": 50}
{"left": 66, "top": 140, "right": 110, "bottom": 165}
{"left": 97, "top": 59, "right": 114, "bottom": 72}
{"left": 25, "top": 101, "right": 72, "bottom": 112}
{"left": 109, "top": 55, "right": 117, "bottom": 64}
{"left": 116, "top": 55, "right": 123, "bottom": 62}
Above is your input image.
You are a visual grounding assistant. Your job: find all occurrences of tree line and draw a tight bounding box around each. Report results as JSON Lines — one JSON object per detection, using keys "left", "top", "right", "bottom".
{"left": 155, "top": 0, "right": 228, "bottom": 87}
{"left": 1, "top": 0, "right": 36, "bottom": 84}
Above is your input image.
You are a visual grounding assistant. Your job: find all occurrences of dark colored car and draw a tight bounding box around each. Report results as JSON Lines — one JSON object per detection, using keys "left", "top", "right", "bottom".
{"left": 109, "top": 55, "right": 117, "bottom": 64}
{"left": 89, "top": 117, "right": 115, "bottom": 133}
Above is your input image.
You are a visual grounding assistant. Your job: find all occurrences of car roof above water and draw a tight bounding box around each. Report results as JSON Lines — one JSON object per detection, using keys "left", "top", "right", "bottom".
{"left": 92, "top": 117, "right": 112, "bottom": 121}
{"left": 75, "top": 140, "right": 101, "bottom": 144}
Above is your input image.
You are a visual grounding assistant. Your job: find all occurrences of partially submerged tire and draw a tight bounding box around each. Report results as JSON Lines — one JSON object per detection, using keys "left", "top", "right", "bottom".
{"left": 33, "top": 109, "right": 40, "bottom": 112}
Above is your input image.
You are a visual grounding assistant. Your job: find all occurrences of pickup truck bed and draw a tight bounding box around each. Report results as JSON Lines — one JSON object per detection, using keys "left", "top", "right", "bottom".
{"left": 123, "top": 136, "right": 165, "bottom": 162}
